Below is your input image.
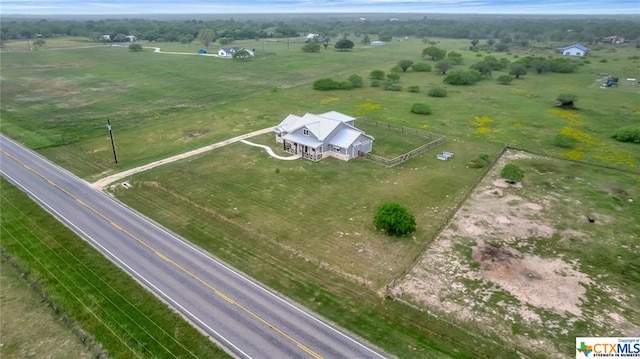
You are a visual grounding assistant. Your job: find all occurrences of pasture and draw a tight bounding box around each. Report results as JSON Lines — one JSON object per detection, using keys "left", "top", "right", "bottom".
{"left": 2, "top": 34, "right": 639, "bottom": 357}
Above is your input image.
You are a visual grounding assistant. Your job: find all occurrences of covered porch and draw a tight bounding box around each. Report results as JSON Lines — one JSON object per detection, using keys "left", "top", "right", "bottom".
{"left": 282, "top": 133, "right": 323, "bottom": 162}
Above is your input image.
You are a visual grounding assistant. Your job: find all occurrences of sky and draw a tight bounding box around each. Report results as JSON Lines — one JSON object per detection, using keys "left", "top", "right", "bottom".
{"left": 1, "top": 0, "right": 638, "bottom": 15}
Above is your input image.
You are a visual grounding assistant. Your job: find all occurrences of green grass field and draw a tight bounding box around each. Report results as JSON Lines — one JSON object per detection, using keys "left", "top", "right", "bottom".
{"left": 1, "top": 260, "right": 93, "bottom": 359}
{"left": 1, "top": 35, "right": 639, "bottom": 358}
{"left": 0, "top": 179, "right": 230, "bottom": 359}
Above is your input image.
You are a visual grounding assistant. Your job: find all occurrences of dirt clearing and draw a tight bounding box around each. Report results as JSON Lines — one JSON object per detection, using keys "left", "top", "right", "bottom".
{"left": 390, "top": 149, "right": 639, "bottom": 357}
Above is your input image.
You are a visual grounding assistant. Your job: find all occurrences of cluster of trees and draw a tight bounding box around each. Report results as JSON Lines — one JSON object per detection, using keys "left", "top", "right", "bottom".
{"left": 2, "top": 15, "right": 639, "bottom": 47}
{"left": 414, "top": 43, "right": 581, "bottom": 86}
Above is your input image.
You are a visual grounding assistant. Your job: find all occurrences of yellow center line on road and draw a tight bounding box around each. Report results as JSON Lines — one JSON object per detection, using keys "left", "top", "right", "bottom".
{"left": 2, "top": 149, "right": 324, "bottom": 359}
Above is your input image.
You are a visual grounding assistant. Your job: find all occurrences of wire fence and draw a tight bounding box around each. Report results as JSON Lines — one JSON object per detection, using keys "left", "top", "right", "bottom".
{"left": 358, "top": 119, "right": 446, "bottom": 168}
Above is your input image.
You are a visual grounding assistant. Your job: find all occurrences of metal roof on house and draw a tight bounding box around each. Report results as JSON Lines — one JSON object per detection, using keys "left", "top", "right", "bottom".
{"left": 282, "top": 132, "right": 323, "bottom": 148}
{"left": 328, "top": 128, "right": 363, "bottom": 148}
{"left": 276, "top": 111, "right": 371, "bottom": 151}
{"left": 318, "top": 111, "right": 355, "bottom": 123}
{"left": 276, "top": 112, "right": 354, "bottom": 141}
{"left": 558, "top": 43, "right": 589, "bottom": 52}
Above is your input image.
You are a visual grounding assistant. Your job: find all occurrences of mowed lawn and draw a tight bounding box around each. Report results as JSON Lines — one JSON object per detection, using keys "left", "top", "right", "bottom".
{"left": 113, "top": 134, "right": 502, "bottom": 287}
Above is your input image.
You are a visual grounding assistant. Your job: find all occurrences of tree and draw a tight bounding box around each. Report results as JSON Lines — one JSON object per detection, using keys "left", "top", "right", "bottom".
{"left": 494, "top": 42, "right": 509, "bottom": 52}
{"left": 302, "top": 41, "right": 321, "bottom": 52}
{"left": 361, "top": 34, "right": 371, "bottom": 45}
{"left": 378, "top": 34, "right": 392, "bottom": 42}
{"left": 219, "top": 37, "right": 233, "bottom": 45}
{"left": 471, "top": 61, "right": 492, "bottom": 77}
{"left": 447, "top": 51, "right": 463, "bottom": 65}
{"left": 232, "top": 49, "right": 252, "bottom": 60}
{"left": 197, "top": 28, "right": 215, "bottom": 48}
{"left": 487, "top": 38, "right": 495, "bottom": 46}
{"left": 496, "top": 75, "right": 513, "bottom": 85}
{"left": 398, "top": 60, "right": 413, "bottom": 72}
{"left": 509, "top": 63, "right": 527, "bottom": 79}
{"left": 128, "top": 43, "right": 143, "bottom": 52}
{"left": 531, "top": 58, "right": 550, "bottom": 74}
{"left": 435, "top": 60, "right": 452, "bottom": 75}
{"left": 501, "top": 164, "right": 524, "bottom": 184}
{"left": 114, "top": 33, "right": 127, "bottom": 42}
{"left": 373, "top": 202, "right": 416, "bottom": 236}
{"left": 483, "top": 55, "right": 504, "bottom": 70}
{"left": 369, "top": 69, "right": 385, "bottom": 80}
{"left": 334, "top": 38, "right": 354, "bottom": 51}
{"left": 422, "top": 46, "right": 446, "bottom": 61}
{"left": 33, "top": 38, "right": 46, "bottom": 49}
{"left": 471, "top": 39, "right": 479, "bottom": 46}
{"left": 180, "top": 34, "right": 194, "bottom": 44}
{"left": 556, "top": 93, "right": 577, "bottom": 108}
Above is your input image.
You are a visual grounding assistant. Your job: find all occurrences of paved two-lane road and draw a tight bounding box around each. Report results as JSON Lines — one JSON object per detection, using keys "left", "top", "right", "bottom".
{"left": 0, "top": 134, "right": 388, "bottom": 359}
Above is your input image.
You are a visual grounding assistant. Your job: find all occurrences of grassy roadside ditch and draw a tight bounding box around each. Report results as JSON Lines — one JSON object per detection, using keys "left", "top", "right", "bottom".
{"left": 0, "top": 178, "right": 230, "bottom": 359}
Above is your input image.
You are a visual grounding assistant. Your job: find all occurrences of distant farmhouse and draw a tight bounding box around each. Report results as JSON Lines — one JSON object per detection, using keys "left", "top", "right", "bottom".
{"left": 304, "top": 33, "right": 326, "bottom": 43}
{"left": 274, "top": 111, "right": 374, "bottom": 162}
{"left": 556, "top": 43, "right": 590, "bottom": 57}
{"left": 217, "top": 47, "right": 254, "bottom": 58}
{"left": 603, "top": 35, "right": 625, "bottom": 44}
{"left": 371, "top": 41, "right": 385, "bottom": 46}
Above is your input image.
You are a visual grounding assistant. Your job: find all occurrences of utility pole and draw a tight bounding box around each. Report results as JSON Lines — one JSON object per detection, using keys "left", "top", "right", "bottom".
{"left": 107, "top": 118, "right": 118, "bottom": 164}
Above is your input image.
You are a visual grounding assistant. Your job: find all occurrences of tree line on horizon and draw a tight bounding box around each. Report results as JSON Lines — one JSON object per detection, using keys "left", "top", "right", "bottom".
{"left": 2, "top": 15, "right": 639, "bottom": 46}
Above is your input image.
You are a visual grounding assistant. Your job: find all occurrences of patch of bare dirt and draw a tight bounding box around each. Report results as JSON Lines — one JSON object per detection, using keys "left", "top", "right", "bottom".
{"left": 473, "top": 242, "right": 590, "bottom": 316}
{"left": 390, "top": 150, "right": 638, "bottom": 357}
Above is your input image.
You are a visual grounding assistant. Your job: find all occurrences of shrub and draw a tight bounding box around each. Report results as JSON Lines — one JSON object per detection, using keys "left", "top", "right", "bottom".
{"left": 428, "top": 87, "right": 448, "bottom": 97}
{"left": 412, "top": 62, "right": 432, "bottom": 72}
{"left": 128, "top": 43, "right": 143, "bottom": 52}
{"left": 302, "top": 41, "right": 321, "bottom": 52}
{"left": 549, "top": 58, "right": 577, "bottom": 73}
{"left": 497, "top": 75, "right": 513, "bottom": 85}
{"left": 468, "top": 153, "right": 490, "bottom": 168}
{"left": 339, "top": 81, "right": 354, "bottom": 90}
{"left": 386, "top": 73, "right": 400, "bottom": 82}
{"left": 501, "top": 163, "right": 524, "bottom": 183}
{"left": 313, "top": 77, "right": 357, "bottom": 91}
{"left": 373, "top": 202, "right": 416, "bottom": 236}
{"left": 556, "top": 93, "right": 577, "bottom": 108}
{"left": 383, "top": 82, "right": 402, "bottom": 91}
{"left": 410, "top": 103, "right": 432, "bottom": 115}
{"left": 369, "top": 69, "right": 386, "bottom": 80}
{"left": 390, "top": 65, "right": 403, "bottom": 73}
{"left": 347, "top": 74, "right": 363, "bottom": 88}
{"left": 444, "top": 70, "right": 481, "bottom": 85}
{"left": 551, "top": 134, "right": 578, "bottom": 148}
{"left": 407, "top": 85, "right": 420, "bottom": 93}
{"left": 313, "top": 78, "right": 341, "bottom": 90}
{"left": 612, "top": 126, "right": 640, "bottom": 143}
{"left": 370, "top": 80, "right": 382, "bottom": 87}
{"left": 599, "top": 59, "right": 608, "bottom": 63}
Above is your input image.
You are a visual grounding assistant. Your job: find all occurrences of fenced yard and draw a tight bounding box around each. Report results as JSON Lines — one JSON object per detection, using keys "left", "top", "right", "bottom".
{"left": 356, "top": 118, "right": 446, "bottom": 167}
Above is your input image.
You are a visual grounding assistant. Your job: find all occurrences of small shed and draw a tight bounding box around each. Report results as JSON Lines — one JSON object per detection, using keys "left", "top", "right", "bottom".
{"left": 198, "top": 48, "right": 207, "bottom": 54}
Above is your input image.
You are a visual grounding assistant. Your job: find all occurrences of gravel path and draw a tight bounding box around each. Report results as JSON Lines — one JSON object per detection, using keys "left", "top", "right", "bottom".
{"left": 240, "top": 140, "right": 301, "bottom": 160}
{"left": 91, "top": 127, "right": 273, "bottom": 190}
